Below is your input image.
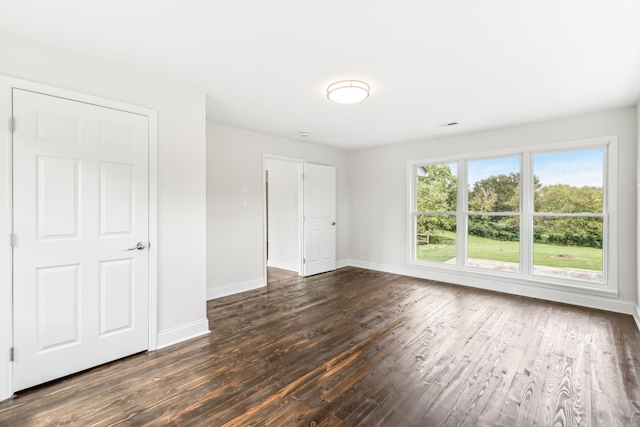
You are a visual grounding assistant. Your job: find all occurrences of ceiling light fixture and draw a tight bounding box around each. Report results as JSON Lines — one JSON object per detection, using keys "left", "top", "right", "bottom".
{"left": 327, "top": 80, "right": 370, "bottom": 104}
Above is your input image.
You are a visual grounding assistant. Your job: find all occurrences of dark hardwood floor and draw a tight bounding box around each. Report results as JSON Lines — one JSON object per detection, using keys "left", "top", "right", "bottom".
{"left": 1, "top": 267, "right": 639, "bottom": 426}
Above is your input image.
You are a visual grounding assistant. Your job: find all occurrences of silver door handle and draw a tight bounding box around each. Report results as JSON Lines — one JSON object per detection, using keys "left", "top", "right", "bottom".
{"left": 127, "top": 242, "right": 146, "bottom": 251}
{"left": 332, "top": 222, "right": 336, "bottom": 226}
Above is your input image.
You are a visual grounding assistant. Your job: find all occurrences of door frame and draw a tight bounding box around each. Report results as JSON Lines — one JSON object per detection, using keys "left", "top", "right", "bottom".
{"left": 262, "top": 154, "right": 304, "bottom": 280}
{"left": 0, "top": 75, "right": 158, "bottom": 400}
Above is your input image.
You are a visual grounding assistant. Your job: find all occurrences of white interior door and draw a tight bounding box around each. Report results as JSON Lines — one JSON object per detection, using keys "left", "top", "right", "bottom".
{"left": 302, "top": 163, "right": 336, "bottom": 276}
{"left": 12, "top": 89, "right": 150, "bottom": 391}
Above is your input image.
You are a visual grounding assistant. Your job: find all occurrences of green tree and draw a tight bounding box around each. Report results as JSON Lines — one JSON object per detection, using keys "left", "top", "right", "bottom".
{"left": 535, "top": 184, "right": 602, "bottom": 213}
{"left": 534, "top": 184, "right": 603, "bottom": 248}
{"left": 419, "top": 167, "right": 603, "bottom": 248}
{"left": 468, "top": 172, "right": 536, "bottom": 213}
{"left": 468, "top": 173, "right": 520, "bottom": 241}
{"left": 416, "top": 165, "right": 457, "bottom": 240}
{"left": 417, "top": 165, "right": 457, "bottom": 212}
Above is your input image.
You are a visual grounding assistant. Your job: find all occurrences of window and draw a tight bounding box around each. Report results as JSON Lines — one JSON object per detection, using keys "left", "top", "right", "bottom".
{"left": 532, "top": 149, "right": 604, "bottom": 282}
{"left": 415, "top": 163, "right": 457, "bottom": 263}
{"left": 467, "top": 157, "right": 521, "bottom": 273}
{"left": 409, "top": 138, "right": 614, "bottom": 291}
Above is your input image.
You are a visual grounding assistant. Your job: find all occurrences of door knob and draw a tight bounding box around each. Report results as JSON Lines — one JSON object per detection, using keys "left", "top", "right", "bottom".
{"left": 127, "top": 242, "right": 146, "bottom": 251}
{"left": 332, "top": 221, "right": 336, "bottom": 226}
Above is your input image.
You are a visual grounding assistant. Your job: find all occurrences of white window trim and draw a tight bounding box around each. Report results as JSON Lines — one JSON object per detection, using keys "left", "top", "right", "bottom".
{"left": 407, "top": 136, "right": 618, "bottom": 298}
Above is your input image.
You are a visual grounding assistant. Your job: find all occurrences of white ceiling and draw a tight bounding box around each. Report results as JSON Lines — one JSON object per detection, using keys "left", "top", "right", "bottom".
{"left": 1, "top": 0, "right": 639, "bottom": 151}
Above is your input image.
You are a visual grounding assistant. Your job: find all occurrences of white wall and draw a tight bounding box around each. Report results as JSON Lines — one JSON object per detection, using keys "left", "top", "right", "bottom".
{"left": 348, "top": 107, "right": 638, "bottom": 312}
{"left": 0, "top": 31, "right": 209, "bottom": 350}
{"left": 207, "top": 122, "right": 349, "bottom": 298}
{"left": 265, "top": 159, "right": 300, "bottom": 272}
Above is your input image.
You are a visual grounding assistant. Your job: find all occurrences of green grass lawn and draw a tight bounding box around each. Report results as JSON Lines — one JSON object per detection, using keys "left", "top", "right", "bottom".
{"left": 417, "top": 231, "right": 602, "bottom": 271}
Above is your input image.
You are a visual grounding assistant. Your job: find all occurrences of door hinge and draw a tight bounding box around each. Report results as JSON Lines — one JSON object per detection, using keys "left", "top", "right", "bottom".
{"left": 10, "top": 233, "right": 16, "bottom": 248}
{"left": 10, "top": 347, "right": 14, "bottom": 362}
{"left": 301, "top": 174, "right": 306, "bottom": 180}
{"left": 303, "top": 258, "right": 306, "bottom": 264}
{"left": 9, "top": 117, "right": 15, "bottom": 132}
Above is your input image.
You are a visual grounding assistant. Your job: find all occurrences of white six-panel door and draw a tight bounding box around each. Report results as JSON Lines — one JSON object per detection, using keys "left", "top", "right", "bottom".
{"left": 302, "top": 163, "right": 336, "bottom": 276}
{"left": 12, "top": 89, "right": 150, "bottom": 391}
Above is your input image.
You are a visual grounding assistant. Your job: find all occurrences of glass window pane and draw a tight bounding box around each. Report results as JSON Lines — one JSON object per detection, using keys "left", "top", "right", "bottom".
{"left": 467, "top": 157, "right": 520, "bottom": 213}
{"left": 416, "top": 163, "right": 457, "bottom": 212}
{"left": 467, "top": 215, "right": 519, "bottom": 272}
{"left": 534, "top": 149, "right": 603, "bottom": 213}
{"left": 416, "top": 214, "right": 456, "bottom": 263}
{"left": 533, "top": 216, "right": 603, "bottom": 282}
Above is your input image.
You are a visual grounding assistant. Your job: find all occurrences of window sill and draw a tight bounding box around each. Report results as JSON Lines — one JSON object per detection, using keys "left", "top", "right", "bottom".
{"left": 407, "top": 259, "right": 618, "bottom": 299}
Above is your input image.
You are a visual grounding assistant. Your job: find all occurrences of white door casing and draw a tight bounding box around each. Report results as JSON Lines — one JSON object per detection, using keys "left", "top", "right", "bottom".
{"left": 12, "top": 89, "right": 151, "bottom": 391}
{"left": 302, "top": 163, "right": 336, "bottom": 276}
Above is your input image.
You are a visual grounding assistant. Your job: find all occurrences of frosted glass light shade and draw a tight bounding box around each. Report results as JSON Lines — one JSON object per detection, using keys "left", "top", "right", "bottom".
{"left": 327, "top": 80, "right": 370, "bottom": 104}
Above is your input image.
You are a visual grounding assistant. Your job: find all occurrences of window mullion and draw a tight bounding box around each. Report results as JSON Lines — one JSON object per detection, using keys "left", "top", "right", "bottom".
{"left": 521, "top": 152, "right": 532, "bottom": 277}
{"left": 410, "top": 166, "right": 416, "bottom": 262}
{"left": 457, "top": 159, "right": 467, "bottom": 267}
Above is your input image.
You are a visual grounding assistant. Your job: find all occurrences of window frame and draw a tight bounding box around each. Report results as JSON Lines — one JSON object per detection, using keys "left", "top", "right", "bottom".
{"left": 465, "top": 154, "right": 523, "bottom": 273}
{"left": 407, "top": 136, "right": 617, "bottom": 296}
{"left": 413, "top": 161, "right": 460, "bottom": 264}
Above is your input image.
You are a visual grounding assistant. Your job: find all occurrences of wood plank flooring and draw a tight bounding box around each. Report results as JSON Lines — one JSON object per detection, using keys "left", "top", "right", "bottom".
{"left": 1, "top": 266, "right": 639, "bottom": 426}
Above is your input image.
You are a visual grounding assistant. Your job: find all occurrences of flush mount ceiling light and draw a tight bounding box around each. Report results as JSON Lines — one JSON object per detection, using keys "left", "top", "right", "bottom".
{"left": 327, "top": 80, "right": 370, "bottom": 104}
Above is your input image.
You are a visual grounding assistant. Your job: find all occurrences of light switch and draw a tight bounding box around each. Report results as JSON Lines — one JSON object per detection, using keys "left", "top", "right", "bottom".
{"left": 242, "top": 198, "right": 248, "bottom": 208}
{"left": 242, "top": 185, "right": 248, "bottom": 195}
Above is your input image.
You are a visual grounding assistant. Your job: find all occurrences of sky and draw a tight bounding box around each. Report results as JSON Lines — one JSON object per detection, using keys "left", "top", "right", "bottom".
{"left": 467, "top": 157, "right": 519, "bottom": 186}
{"left": 533, "top": 149, "right": 603, "bottom": 188}
{"left": 466, "top": 149, "right": 603, "bottom": 188}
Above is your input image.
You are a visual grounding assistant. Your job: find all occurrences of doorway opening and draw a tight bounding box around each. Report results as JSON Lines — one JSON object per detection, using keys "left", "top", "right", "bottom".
{"left": 262, "top": 154, "right": 337, "bottom": 282}
{"left": 264, "top": 156, "right": 303, "bottom": 281}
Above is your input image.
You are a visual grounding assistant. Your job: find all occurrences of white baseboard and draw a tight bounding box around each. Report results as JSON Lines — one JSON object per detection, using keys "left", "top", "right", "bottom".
{"left": 207, "top": 278, "right": 265, "bottom": 300}
{"left": 336, "top": 259, "right": 349, "bottom": 269}
{"left": 156, "top": 318, "right": 210, "bottom": 350}
{"left": 267, "top": 259, "right": 299, "bottom": 273}
{"left": 266, "top": 259, "right": 350, "bottom": 273}
{"left": 634, "top": 305, "right": 640, "bottom": 332}
{"left": 347, "top": 259, "right": 637, "bottom": 316}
